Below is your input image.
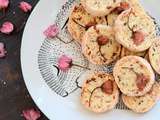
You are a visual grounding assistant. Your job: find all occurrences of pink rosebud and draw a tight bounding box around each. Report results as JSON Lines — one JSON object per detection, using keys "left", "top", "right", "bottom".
{"left": 58, "top": 55, "right": 72, "bottom": 71}
{"left": 0, "top": 0, "right": 9, "bottom": 9}
{"left": 0, "top": 42, "right": 7, "bottom": 58}
{"left": 0, "top": 21, "right": 14, "bottom": 34}
{"left": 22, "top": 108, "right": 41, "bottom": 120}
{"left": 19, "top": 1, "right": 32, "bottom": 13}
{"left": 43, "top": 24, "right": 59, "bottom": 38}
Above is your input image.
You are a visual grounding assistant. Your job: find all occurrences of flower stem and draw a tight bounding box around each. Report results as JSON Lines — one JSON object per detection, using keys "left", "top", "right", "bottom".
{"left": 0, "top": 8, "right": 6, "bottom": 20}
{"left": 56, "top": 36, "right": 74, "bottom": 44}
{"left": 127, "top": 9, "right": 134, "bottom": 32}
{"left": 89, "top": 86, "right": 101, "bottom": 107}
{"left": 72, "top": 18, "right": 86, "bottom": 29}
{"left": 72, "top": 63, "right": 91, "bottom": 70}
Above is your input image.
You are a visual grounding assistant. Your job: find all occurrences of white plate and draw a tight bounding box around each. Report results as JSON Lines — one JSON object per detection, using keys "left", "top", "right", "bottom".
{"left": 21, "top": 0, "right": 160, "bottom": 120}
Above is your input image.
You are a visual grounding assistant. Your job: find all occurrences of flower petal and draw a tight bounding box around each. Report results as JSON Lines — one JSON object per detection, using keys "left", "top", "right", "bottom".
{"left": 0, "top": 0, "right": 9, "bottom": 9}
{"left": 58, "top": 55, "right": 72, "bottom": 71}
{"left": 19, "top": 1, "right": 32, "bottom": 13}
{"left": 22, "top": 108, "right": 41, "bottom": 120}
{"left": 0, "top": 21, "right": 14, "bottom": 34}
{"left": 43, "top": 24, "right": 59, "bottom": 38}
{"left": 0, "top": 42, "right": 7, "bottom": 58}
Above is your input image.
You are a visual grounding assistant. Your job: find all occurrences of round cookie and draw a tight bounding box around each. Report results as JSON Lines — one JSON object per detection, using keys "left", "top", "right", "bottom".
{"left": 107, "top": 0, "right": 145, "bottom": 26}
{"left": 114, "top": 8, "right": 156, "bottom": 52}
{"left": 122, "top": 82, "right": 160, "bottom": 113}
{"left": 67, "top": 4, "right": 107, "bottom": 43}
{"left": 81, "top": 0, "right": 121, "bottom": 17}
{"left": 149, "top": 37, "right": 160, "bottom": 75}
{"left": 113, "top": 56, "right": 155, "bottom": 96}
{"left": 80, "top": 72, "right": 119, "bottom": 113}
{"left": 82, "top": 25, "right": 121, "bottom": 65}
{"left": 120, "top": 47, "right": 147, "bottom": 58}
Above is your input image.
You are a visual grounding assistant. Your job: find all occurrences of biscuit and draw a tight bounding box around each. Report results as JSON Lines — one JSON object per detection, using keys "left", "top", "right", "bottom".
{"left": 80, "top": 72, "right": 119, "bottom": 113}
{"left": 113, "top": 56, "right": 155, "bottom": 96}
{"left": 149, "top": 37, "right": 160, "bottom": 75}
{"left": 120, "top": 47, "right": 147, "bottom": 58}
{"left": 67, "top": 4, "right": 107, "bottom": 43}
{"left": 82, "top": 25, "right": 121, "bottom": 65}
{"left": 114, "top": 8, "right": 156, "bottom": 52}
{"left": 81, "top": 0, "right": 121, "bottom": 17}
{"left": 122, "top": 82, "right": 160, "bottom": 113}
{"left": 107, "top": 0, "right": 145, "bottom": 26}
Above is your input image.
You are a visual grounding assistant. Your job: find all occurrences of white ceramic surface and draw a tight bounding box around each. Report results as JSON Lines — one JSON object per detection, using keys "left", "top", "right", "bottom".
{"left": 21, "top": 0, "right": 160, "bottom": 120}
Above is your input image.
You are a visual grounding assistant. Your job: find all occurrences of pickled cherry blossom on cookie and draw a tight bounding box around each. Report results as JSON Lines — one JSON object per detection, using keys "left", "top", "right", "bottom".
{"left": 43, "top": 24, "right": 59, "bottom": 38}
{"left": 0, "top": 42, "right": 7, "bottom": 58}
{"left": 22, "top": 108, "right": 41, "bottom": 120}
{"left": 0, "top": 0, "right": 9, "bottom": 9}
{"left": 0, "top": 21, "right": 14, "bottom": 34}
{"left": 58, "top": 55, "right": 72, "bottom": 71}
{"left": 132, "top": 30, "right": 145, "bottom": 45}
{"left": 19, "top": 1, "right": 32, "bottom": 13}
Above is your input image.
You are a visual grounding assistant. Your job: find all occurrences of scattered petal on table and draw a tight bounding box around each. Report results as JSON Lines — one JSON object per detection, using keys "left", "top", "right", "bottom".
{"left": 58, "top": 55, "right": 72, "bottom": 71}
{"left": 0, "top": 42, "right": 7, "bottom": 58}
{"left": 19, "top": 1, "right": 32, "bottom": 13}
{"left": 0, "top": 21, "right": 14, "bottom": 34}
{"left": 43, "top": 24, "right": 59, "bottom": 38}
{"left": 0, "top": 0, "right": 9, "bottom": 9}
{"left": 22, "top": 108, "right": 41, "bottom": 120}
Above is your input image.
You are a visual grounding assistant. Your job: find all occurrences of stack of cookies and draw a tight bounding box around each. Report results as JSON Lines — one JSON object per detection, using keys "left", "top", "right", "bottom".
{"left": 67, "top": 0, "right": 160, "bottom": 113}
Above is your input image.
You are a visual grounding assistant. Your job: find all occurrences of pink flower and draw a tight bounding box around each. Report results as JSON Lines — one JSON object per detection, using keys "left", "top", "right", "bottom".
{"left": 0, "top": 0, "right": 9, "bottom": 9}
{"left": 22, "top": 108, "right": 41, "bottom": 120}
{"left": 19, "top": 1, "right": 32, "bottom": 13}
{"left": 58, "top": 55, "right": 72, "bottom": 71}
{"left": 0, "top": 21, "right": 14, "bottom": 34}
{"left": 0, "top": 42, "right": 7, "bottom": 58}
{"left": 43, "top": 24, "right": 59, "bottom": 38}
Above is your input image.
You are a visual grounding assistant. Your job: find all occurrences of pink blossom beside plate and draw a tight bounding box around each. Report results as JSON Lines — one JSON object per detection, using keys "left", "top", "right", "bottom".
{"left": 22, "top": 108, "right": 41, "bottom": 120}
{"left": 0, "top": 0, "right": 9, "bottom": 9}
{"left": 19, "top": 1, "right": 32, "bottom": 13}
{"left": 0, "top": 21, "right": 14, "bottom": 34}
